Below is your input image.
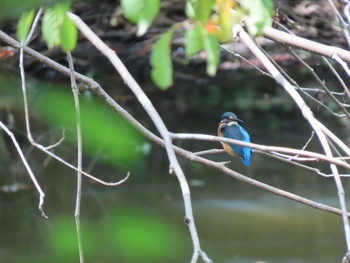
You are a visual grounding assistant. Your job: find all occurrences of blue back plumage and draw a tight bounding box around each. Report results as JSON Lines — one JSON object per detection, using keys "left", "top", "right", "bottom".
{"left": 219, "top": 112, "right": 251, "bottom": 166}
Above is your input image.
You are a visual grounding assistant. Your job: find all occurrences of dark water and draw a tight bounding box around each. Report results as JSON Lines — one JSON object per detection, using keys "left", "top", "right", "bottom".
{"left": 0, "top": 70, "right": 349, "bottom": 263}
{"left": 0, "top": 114, "right": 348, "bottom": 263}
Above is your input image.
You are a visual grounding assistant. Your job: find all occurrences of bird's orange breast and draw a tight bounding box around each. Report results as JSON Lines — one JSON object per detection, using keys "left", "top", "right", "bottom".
{"left": 218, "top": 122, "right": 238, "bottom": 157}
{"left": 221, "top": 142, "right": 237, "bottom": 156}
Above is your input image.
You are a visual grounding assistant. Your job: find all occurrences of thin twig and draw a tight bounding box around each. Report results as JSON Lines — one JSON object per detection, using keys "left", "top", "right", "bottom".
{"left": 220, "top": 44, "right": 272, "bottom": 77}
{"left": 258, "top": 150, "right": 329, "bottom": 176}
{"left": 333, "top": 54, "right": 350, "bottom": 80}
{"left": 294, "top": 86, "right": 344, "bottom": 96}
{"left": 194, "top": 149, "right": 225, "bottom": 156}
{"left": 67, "top": 52, "right": 84, "bottom": 263}
{"left": 24, "top": 8, "right": 43, "bottom": 46}
{"left": 318, "top": 121, "right": 350, "bottom": 157}
{"left": 295, "top": 85, "right": 346, "bottom": 117}
{"left": 14, "top": 8, "right": 48, "bottom": 218}
{"left": 0, "top": 121, "right": 47, "bottom": 217}
{"left": 323, "top": 58, "right": 350, "bottom": 100}
{"left": 288, "top": 47, "right": 350, "bottom": 120}
{"left": 276, "top": 21, "right": 350, "bottom": 102}
{"left": 17, "top": 26, "right": 120, "bottom": 187}
{"left": 292, "top": 131, "right": 315, "bottom": 159}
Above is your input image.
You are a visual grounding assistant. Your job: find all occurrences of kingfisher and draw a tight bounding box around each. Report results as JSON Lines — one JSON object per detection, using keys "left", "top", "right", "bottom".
{"left": 217, "top": 112, "right": 251, "bottom": 166}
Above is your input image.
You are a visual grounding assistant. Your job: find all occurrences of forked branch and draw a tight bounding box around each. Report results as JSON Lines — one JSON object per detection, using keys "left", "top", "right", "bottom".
{"left": 237, "top": 24, "right": 350, "bottom": 254}
{"left": 67, "top": 11, "right": 212, "bottom": 263}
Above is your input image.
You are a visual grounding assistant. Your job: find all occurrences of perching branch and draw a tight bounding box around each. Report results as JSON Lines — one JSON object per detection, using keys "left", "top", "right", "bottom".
{"left": 170, "top": 133, "right": 350, "bottom": 170}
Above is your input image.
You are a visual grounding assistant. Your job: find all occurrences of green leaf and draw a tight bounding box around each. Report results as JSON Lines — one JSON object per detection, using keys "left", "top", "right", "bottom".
{"left": 42, "top": 2, "right": 70, "bottom": 50}
{"left": 186, "top": 0, "right": 215, "bottom": 24}
{"left": 240, "top": 0, "right": 273, "bottom": 36}
{"left": 121, "top": 0, "right": 160, "bottom": 36}
{"left": 203, "top": 32, "right": 219, "bottom": 76}
{"left": 185, "top": 26, "right": 204, "bottom": 56}
{"left": 121, "top": 0, "right": 142, "bottom": 23}
{"left": 185, "top": 25, "right": 219, "bottom": 76}
{"left": 16, "top": 9, "right": 35, "bottom": 43}
{"left": 150, "top": 30, "right": 174, "bottom": 89}
{"left": 185, "top": 1, "right": 195, "bottom": 19}
{"left": 60, "top": 15, "right": 77, "bottom": 52}
{"left": 261, "top": 0, "right": 274, "bottom": 15}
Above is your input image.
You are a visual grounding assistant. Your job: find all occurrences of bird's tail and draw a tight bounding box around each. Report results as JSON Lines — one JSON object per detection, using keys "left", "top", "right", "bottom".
{"left": 242, "top": 147, "right": 251, "bottom": 166}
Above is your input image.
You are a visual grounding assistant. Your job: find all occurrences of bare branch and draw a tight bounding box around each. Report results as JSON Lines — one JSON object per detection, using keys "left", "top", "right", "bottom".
{"left": 263, "top": 26, "right": 350, "bottom": 62}
{"left": 0, "top": 30, "right": 100, "bottom": 89}
{"left": 239, "top": 25, "right": 350, "bottom": 253}
{"left": 287, "top": 47, "right": 350, "bottom": 120}
{"left": 327, "top": 0, "right": 350, "bottom": 48}
{"left": 322, "top": 58, "right": 350, "bottom": 99}
{"left": 171, "top": 132, "right": 350, "bottom": 170}
{"left": 220, "top": 44, "right": 272, "bottom": 77}
{"left": 193, "top": 149, "right": 225, "bottom": 156}
{"left": 67, "top": 11, "right": 212, "bottom": 263}
{"left": 0, "top": 30, "right": 129, "bottom": 185}
{"left": 333, "top": 54, "right": 350, "bottom": 79}
{"left": 67, "top": 52, "right": 84, "bottom": 263}
{"left": 0, "top": 121, "right": 47, "bottom": 217}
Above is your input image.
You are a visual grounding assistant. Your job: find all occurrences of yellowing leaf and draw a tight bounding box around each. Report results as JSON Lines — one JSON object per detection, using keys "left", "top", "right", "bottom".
{"left": 150, "top": 30, "right": 173, "bottom": 89}
{"left": 217, "top": 0, "right": 234, "bottom": 42}
{"left": 186, "top": 0, "right": 215, "bottom": 24}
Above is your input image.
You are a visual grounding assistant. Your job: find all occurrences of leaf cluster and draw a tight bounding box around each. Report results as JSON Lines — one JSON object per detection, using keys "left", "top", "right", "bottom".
{"left": 121, "top": 0, "right": 273, "bottom": 89}
{"left": 17, "top": 1, "right": 77, "bottom": 52}
{"left": 16, "top": 0, "right": 273, "bottom": 88}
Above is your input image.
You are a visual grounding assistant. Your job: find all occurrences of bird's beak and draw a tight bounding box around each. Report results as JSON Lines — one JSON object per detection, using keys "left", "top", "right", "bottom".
{"left": 234, "top": 118, "right": 243, "bottom": 123}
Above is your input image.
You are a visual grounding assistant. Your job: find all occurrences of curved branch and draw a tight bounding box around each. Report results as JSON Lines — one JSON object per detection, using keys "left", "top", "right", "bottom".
{"left": 0, "top": 121, "right": 46, "bottom": 217}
